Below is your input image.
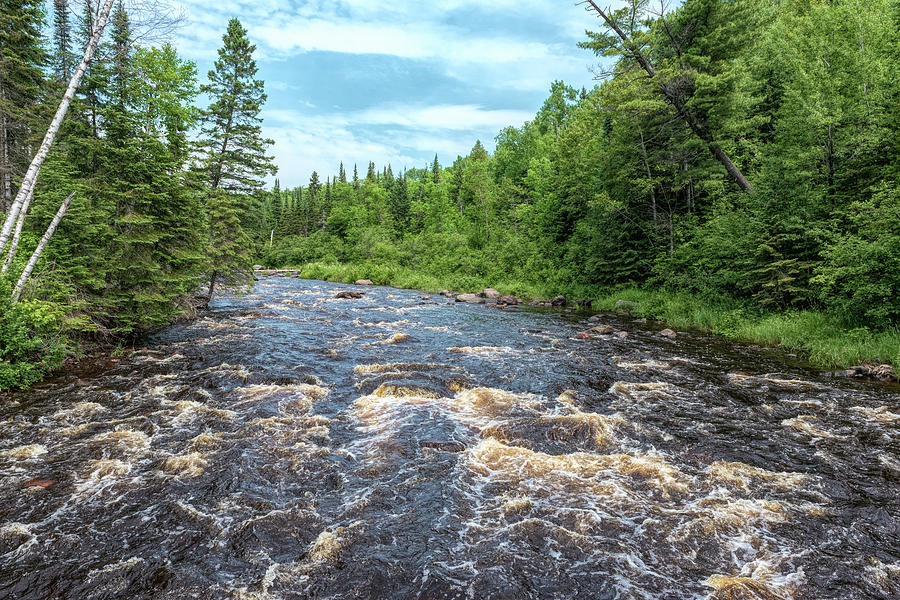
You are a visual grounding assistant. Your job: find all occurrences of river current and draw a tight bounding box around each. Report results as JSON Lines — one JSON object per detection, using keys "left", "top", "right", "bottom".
{"left": 1, "top": 278, "right": 898, "bottom": 599}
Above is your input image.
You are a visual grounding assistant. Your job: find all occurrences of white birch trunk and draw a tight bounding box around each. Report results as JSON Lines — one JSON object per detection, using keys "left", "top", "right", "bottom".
{"left": 0, "top": 0, "right": 115, "bottom": 257}
{"left": 1, "top": 188, "right": 34, "bottom": 273}
{"left": 11, "top": 192, "right": 75, "bottom": 302}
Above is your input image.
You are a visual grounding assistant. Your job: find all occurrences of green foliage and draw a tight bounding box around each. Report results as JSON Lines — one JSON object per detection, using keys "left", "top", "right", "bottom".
{"left": 0, "top": 280, "right": 67, "bottom": 390}
{"left": 199, "top": 18, "right": 276, "bottom": 194}
{"left": 253, "top": 0, "right": 899, "bottom": 374}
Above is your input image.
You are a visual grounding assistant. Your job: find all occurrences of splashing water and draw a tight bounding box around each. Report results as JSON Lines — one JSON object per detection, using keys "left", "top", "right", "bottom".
{"left": 1, "top": 279, "right": 897, "bottom": 599}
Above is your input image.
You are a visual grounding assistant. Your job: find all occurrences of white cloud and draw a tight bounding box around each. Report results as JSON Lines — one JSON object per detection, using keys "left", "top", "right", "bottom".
{"left": 261, "top": 103, "right": 533, "bottom": 185}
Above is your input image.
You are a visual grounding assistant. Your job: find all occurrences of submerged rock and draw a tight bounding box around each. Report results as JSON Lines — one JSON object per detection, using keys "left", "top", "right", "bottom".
{"left": 455, "top": 293, "right": 485, "bottom": 304}
{"left": 23, "top": 480, "right": 57, "bottom": 489}
{"left": 574, "top": 332, "right": 592, "bottom": 340}
{"left": 420, "top": 440, "right": 466, "bottom": 453}
{"left": 335, "top": 291, "right": 364, "bottom": 299}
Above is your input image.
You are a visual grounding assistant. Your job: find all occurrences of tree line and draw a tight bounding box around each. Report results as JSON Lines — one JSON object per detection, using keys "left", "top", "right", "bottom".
{"left": 257, "top": 0, "right": 899, "bottom": 333}
{"left": 0, "top": 1, "right": 273, "bottom": 388}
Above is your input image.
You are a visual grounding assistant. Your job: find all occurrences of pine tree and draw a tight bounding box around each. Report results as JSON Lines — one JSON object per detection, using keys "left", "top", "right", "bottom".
{"left": 0, "top": 0, "right": 47, "bottom": 215}
{"left": 353, "top": 163, "right": 360, "bottom": 189}
{"left": 338, "top": 162, "right": 347, "bottom": 183}
{"left": 204, "top": 189, "right": 251, "bottom": 302}
{"left": 199, "top": 18, "right": 276, "bottom": 194}
{"left": 432, "top": 154, "right": 441, "bottom": 184}
{"left": 389, "top": 173, "right": 409, "bottom": 236}
{"left": 52, "top": 0, "right": 73, "bottom": 82}
{"left": 366, "top": 161, "right": 377, "bottom": 183}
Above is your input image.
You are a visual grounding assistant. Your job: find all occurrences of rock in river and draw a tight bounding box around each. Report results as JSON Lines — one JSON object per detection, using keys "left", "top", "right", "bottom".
{"left": 551, "top": 296, "right": 567, "bottom": 307}
{"left": 356, "top": 280, "right": 374, "bottom": 286}
{"left": 456, "top": 294, "right": 485, "bottom": 304}
{"left": 498, "top": 296, "right": 521, "bottom": 306}
{"left": 659, "top": 328, "right": 678, "bottom": 340}
{"left": 480, "top": 288, "right": 501, "bottom": 299}
{"left": 336, "top": 291, "right": 364, "bottom": 299}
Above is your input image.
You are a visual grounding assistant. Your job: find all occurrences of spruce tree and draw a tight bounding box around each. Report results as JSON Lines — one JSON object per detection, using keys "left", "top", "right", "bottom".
{"left": 0, "top": 0, "right": 47, "bottom": 215}
{"left": 204, "top": 189, "right": 251, "bottom": 302}
{"left": 353, "top": 163, "right": 359, "bottom": 190}
{"left": 52, "top": 0, "right": 73, "bottom": 82}
{"left": 339, "top": 162, "right": 347, "bottom": 183}
{"left": 199, "top": 18, "right": 276, "bottom": 194}
{"left": 366, "top": 161, "right": 377, "bottom": 183}
{"left": 389, "top": 173, "right": 410, "bottom": 236}
{"left": 432, "top": 154, "right": 441, "bottom": 183}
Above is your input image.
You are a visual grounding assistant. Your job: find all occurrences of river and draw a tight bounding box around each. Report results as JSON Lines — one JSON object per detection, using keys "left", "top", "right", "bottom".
{"left": 1, "top": 278, "right": 898, "bottom": 599}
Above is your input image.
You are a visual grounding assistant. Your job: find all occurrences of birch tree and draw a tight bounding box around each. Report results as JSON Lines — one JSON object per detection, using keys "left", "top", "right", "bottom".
{"left": 11, "top": 193, "right": 75, "bottom": 302}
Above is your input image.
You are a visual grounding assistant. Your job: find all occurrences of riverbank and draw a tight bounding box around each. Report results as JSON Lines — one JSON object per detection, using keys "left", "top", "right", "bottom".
{"left": 281, "top": 261, "right": 900, "bottom": 374}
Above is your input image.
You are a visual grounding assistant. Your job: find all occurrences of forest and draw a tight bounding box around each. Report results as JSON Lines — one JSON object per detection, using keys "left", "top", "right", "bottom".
{"left": 255, "top": 0, "right": 900, "bottom": 371}
{"left": 1, "top": 0, "right": 899, "bottom": 389}
{"left": 0, "top": 1, "right": 273, "bottom": 388}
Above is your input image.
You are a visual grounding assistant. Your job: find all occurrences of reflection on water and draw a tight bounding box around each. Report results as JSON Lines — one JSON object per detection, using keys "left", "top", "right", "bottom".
{"left": 1, "top": 279, "right": 898, "bottom": 599}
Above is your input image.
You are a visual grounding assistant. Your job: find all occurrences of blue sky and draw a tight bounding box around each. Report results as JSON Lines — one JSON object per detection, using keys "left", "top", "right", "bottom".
{"left": 171, "top": 0, "right": 604, "bottom": 188}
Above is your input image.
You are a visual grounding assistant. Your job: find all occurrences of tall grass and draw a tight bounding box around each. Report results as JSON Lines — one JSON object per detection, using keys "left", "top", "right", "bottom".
{"left": 596, "top": 288, "right": 900, "bottom": 370}
{"left": 289, "top": 262, "right": 899, "bottom": 372}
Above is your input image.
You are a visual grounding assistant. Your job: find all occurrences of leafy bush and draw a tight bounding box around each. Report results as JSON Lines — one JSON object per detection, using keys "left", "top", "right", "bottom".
{"left": 0, "top": 282, "right": 68, "bottom": 390}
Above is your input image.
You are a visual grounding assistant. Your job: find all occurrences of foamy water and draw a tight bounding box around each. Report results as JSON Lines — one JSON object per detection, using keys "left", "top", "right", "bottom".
{"left": 0, "top": 278, "right": 897, "bottom": 599}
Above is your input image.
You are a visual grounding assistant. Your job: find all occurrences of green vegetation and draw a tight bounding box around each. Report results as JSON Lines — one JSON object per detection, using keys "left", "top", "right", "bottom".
{"left": 2, "top": 0, "right": 898, "bottom": 387}
{"left": 0, "top": 4, "right": 271, "bottom": 389}
{"left": 252, "top": 0, "right": 900, "bottom": 373}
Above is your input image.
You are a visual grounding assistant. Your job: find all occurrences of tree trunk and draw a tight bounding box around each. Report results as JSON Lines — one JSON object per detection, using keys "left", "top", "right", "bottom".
{"left": 206, "top": 269, "right": 218, "bottom": 303}
{"left": 1, "top": 115, "right": 10, "bottom": 216}
{"left": 585, "top": 1, "right": 755, "bottom": 193}
{"left": 0, "top": 0, "right": 115, "bottom": 258}
{"left": 639, "top": 129, "right": 657, "bottom": 221}
{"left": 1, "top": 190, "right": 32, "bottom": 273}
{"left": 11, "top": 192, "right": 75, "bottom": 302}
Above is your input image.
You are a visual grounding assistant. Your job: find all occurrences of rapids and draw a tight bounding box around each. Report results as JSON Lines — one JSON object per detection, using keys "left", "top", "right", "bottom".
{"left": 1, "top": 278, "right": 897, "bottom": 599}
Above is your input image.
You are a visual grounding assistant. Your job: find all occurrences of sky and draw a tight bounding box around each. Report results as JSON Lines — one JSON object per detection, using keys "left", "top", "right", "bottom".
{"left": 169, "top": 0, "right": 604, "bottom": 188}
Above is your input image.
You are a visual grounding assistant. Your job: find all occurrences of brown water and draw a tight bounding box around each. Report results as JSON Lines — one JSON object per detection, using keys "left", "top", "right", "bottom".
{"left": 1, "top": 279, "right": 898, "bottom": 599}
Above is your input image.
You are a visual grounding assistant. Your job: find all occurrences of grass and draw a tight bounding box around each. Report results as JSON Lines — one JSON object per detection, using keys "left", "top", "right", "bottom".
{"left": 283, "top": 261, "right": 900, "bottom": 373}
{"left": 596, "top": 288, "right": 900, "bottom": 371}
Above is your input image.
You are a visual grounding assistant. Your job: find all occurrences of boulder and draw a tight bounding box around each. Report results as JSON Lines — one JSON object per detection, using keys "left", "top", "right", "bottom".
{"left": 455, "top": 293, "right": 485, "bottom": 304}
{"left": 575, "top": 299, "right": 593, "bottom": 308}
{"left": 498, "top": 296, "right": 521, "bottom": 306}
{"left": 588, "top": 315, "right": 602, "bottom": 323}
{"left": 590, "top": 325, "right": 615, "bottom": 335}
{"left": 356, "top": 279, "right": 374, "bottom": 286}
{"left": 658, "top": 328, "right": 677, "bottom": 340}
{"left": 439, "top": 290, "right": 454, "bottom": 298}
{"left": 835, "top": 364, "right": 896, "bottom": 382}
{"left": 574, "top": 332, "right": 592, "bottom": 340}
{"left": 480, "top": 288, "right": 501, "bottom": 299}
{"left": 551, "top": 296, "right": 567, "bottom": 307}
{"left": 335, "top": 291, "right": 363, "bottom": 299}
{"left": 615, "top": 300, "right": 638, "bottom": 312}
{"left": 616, "top": 331, "right": 629, "bottom": 339}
